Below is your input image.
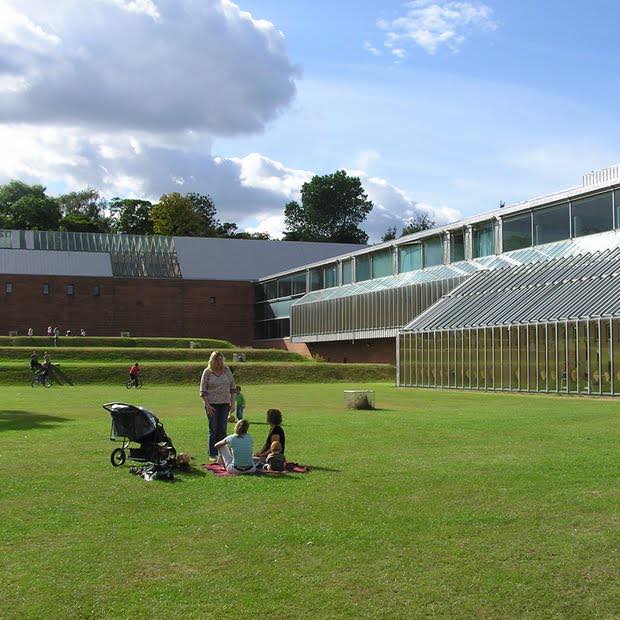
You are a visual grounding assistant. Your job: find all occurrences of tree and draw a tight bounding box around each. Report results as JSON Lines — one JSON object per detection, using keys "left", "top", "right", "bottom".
{"left": 0, "top": 180, "right": 61, "bottom": 230}
{"left": 109, "top": 198, "right": 154, "bottom": 235}
{"left": 150, "top": 192, "right": 205, "bottom": 236}
{"left": 282, "top": 170, "right": 373, "bottom": 244}
{"left": 401, "top": 213, "right": 436, "bottom": 237}
{"left": 382, "top": 226, "right": 397, "bottom": 242}
{"left": 57, "top": 188, "right": 112, "bottom": 232}
{"left": 186, "top": 192, "right": 220, "bottom": 236}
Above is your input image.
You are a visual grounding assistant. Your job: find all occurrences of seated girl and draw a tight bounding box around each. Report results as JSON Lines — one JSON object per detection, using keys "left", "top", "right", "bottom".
{"left": 254, "top": 408, "right": 285, "bottom": 461}
{"left": 214, "top": 419, "right": 255, "bottom": 474}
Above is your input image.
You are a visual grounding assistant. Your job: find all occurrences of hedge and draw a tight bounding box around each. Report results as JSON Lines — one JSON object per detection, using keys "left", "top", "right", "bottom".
{"left": 0, "top": 336, "right": 235, "bottom": 349}
{"left": 0, "top": 347, "right": 308, "bottom": 363}
{"left": 0, "top": 361, "right": 394, "bottom": 385}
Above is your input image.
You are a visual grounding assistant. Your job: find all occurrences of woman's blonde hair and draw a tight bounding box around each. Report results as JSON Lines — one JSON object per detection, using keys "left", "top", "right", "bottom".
{"left": 207, "top": 350, "right": 224, "bottom": 371}
{"left": 235, "top": 419, "right": 250, "bottom": 436}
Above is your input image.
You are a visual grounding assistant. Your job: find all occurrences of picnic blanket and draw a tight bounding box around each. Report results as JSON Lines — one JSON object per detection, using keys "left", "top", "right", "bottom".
{"left": 203, "top": 462, "right": 309, "bottom": 477}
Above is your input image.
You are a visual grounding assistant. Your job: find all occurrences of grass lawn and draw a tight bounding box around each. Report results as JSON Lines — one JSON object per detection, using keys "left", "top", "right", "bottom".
{"left": 1, "top": 384, "right": 618, "bottom": 618}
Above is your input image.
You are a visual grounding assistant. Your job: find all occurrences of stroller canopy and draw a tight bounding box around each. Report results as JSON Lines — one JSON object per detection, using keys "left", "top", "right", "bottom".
{"left": 103, "top": 403, "right": 159, "bottom": 441}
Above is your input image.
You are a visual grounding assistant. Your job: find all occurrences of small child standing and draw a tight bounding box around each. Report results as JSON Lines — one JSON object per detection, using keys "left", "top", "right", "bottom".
{"left": 235, "top": 386, "right": 246, "bottom": 420}
{"left": 264, "top": 440, "right": 285, "bottom": 472}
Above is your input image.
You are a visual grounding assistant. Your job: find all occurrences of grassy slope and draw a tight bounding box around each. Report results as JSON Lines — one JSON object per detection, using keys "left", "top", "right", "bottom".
{"left": 1, "top": 384, "right": 618, "bottom": 618}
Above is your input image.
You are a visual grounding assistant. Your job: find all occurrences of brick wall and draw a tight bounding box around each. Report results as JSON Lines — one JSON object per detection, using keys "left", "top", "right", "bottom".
{"left": 0, "top": 275, "right": 254, "bottom": 344}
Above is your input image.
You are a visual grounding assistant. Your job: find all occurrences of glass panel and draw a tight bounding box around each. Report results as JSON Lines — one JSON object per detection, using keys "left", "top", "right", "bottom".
{"left": 450, "top": 231, "right": 465, "bottom": 262}
{"left": 477, "top": 329, "right": 485, "bottom": 389}
{"left": 547, "top": 324, "right": 557, "bottom": 392}
{"left": 589, "top": 320, "right": 600, "bottom": 394}
{"left": 463, "top": 330, "right": 472, "bottom": 388}
{"left": 423, "top": 237, "right": 443, "bottom": 268}
{"left": 0, "top": 230, "right": 12, "bottom": 249}
{"left": 577, "top": 321, "right": 588, "bottom": 393}
{"left": 309, "top": 268, "right": 323, "bottom": 291}
{"left": 278, "top": 277, "right": 292, "bottom": 298}
{"left": 356, "top": 255, "right": 371, "bottom": 282}
{"left": 615, "top": 190, "right": 620, "bottom": 228}
{"left": 557, "top": 323, "right": 567, "bottom": 392}
{"left": 601, "top": 320, "right": 612, "bottom": 394}
{"left": 503, "top": 213, "right": 532, "bottom": 252}
{"left": 613, "top": 319, "right": 620, "bottom": 394}
{"left": 323, "top": 264, "right": 338, "bottom": 288}
{"left": 500, "top": 327, "right": 510, "bottom": 389}
{"left": 510, "top": 326, "right": 518, "bottom": 390}
{"left": 398, "top": 244, "right": 422, "bottom": 273}
{"left": 341, "top": 260, "right": 353, "bottom": 285}
{"left": 493, "top": 327, "right": 502, "bottom": 389}
{"left": 534, "top": 203, "right": 569, "bottom": 245}
{"left": 454, "top": 330, "right": 463, "bottom": 388}
{"left": 485, "top": 327, "right": 494, "bottom": 389}
{"left": 567, "top": 321, "right": 578, "bottom": 392}
{"left": 372, "top": 249, "right": 392, "bottom": 279}
{"left": 473, "top": 222, "right": 495, "bottom": 258}
{"left": 518, "top": 326, "right": 528, "bottom": 390}
{"left": 572, "top": 192, "right": 613, "bottom": 238}
{"left": 537, "top": 324, "right": 546, "bottom": 391}
{"left": 528, "top": 325, "right": 537, "bottom": 391}
{"left": 291, "top": 273, "right": 306, "bottom": 295}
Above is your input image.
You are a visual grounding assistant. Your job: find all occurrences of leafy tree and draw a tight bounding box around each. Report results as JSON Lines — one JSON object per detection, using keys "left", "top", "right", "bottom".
{"left": 282, "top": 170, "right": 373, "bottom": 244}
{"left": 109, "top": 198, "right": 154, "bottom": 235}
{"left": 57, "top": 188, "right": 112, "bottom": 232}
{"left": 150, "top": 192, "right": 205, "bottom": 236}
{"left": 187, "top": 192, "right": 220, "bottom": 236}
{"left": 401, "top": 214, "right": 436, "bottom": 237}
{"left": 382, "top": 226, "right": 397, "bottom": 242}
{"left": 0, "top": 180, "right": 61, "bottom": 230}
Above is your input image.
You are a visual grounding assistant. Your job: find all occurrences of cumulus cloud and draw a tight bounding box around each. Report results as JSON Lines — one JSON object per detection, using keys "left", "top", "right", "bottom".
{"left": 0, "top": 0, "right": 296, "bottom": 134}
{"left": 378, "top": 0, "right": 496, "bottom": 56}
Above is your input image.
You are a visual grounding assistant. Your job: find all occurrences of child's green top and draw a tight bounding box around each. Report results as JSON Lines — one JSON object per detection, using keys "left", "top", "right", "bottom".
{"left": 236, "top": 392, "right": 246, "bottom": 407}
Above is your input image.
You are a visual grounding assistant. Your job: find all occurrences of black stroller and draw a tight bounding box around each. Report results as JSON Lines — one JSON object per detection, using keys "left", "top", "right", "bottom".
{"left": 104, "top": 402, "right": 177, "bottom": 467}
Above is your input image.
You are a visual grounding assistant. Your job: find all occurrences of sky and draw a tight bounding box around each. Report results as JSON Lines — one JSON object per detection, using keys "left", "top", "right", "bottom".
{"left": 1, "top": 0, "right": 619, "bottom": 242}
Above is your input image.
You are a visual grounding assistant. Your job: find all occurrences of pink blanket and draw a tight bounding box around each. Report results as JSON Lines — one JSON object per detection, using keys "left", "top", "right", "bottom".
{"left": 203, "top": 462, "right": 308, "bottom": 477}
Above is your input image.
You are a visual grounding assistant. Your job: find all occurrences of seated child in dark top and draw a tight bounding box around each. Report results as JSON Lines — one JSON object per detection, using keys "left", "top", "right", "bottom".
{"left": 264, "top": 440, "right": 285, "bottom": 472}
{"left": 254, "top": 408, "right": 285, "bottom": 460}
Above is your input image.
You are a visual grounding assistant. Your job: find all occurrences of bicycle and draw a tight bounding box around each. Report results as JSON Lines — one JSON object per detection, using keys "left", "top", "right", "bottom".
{"left": 31, "top": 371, "right": 51, "bottom": 388}
{"left": 126, "top": 375, "right": 142, "bottom": 389}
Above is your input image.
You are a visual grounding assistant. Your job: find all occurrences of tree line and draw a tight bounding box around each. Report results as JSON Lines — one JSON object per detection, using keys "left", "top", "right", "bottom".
{"left": 0, "top": 171, "right": 434, "bottom": 243}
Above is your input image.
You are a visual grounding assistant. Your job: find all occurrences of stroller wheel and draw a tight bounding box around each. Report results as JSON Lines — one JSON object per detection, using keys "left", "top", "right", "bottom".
{"left": 43, "top": 378, "right": 51, "bottom": 388}
{"left": 110, "top": 448, "right": 126, "bottom": 467}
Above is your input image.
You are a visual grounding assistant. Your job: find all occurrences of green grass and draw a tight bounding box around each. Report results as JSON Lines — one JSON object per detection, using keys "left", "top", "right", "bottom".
{"left": 0, "top": 361, "right": 394, "bottom": 385}
{"left": 1, "top": 384, "right": 618, "bottom": 618}
{"left": 0, "top": 336, "right": 235, "bottom": 349}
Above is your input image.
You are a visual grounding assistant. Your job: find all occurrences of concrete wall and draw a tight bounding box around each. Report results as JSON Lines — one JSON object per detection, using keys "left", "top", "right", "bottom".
{"left": 0, "top": 275, "right": 253, "bottom": 344}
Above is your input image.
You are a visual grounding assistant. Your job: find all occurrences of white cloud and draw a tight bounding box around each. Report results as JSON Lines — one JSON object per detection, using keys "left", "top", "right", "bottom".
{"left": 379, "top": 0, "right": 496, "bottom": 56}
{"left": 354, "top": 149, "right": 380, "bottom": 172}
{"left": 363, "top": 40, "right": 381, "bottom": 56}
{"left": 0, "top": 0, "right": 296, "bottom": 135}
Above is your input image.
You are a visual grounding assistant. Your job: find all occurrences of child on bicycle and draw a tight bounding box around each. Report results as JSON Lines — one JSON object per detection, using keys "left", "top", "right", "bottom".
{"left": 129, "top": 362, "right": 140, "bottom": 386}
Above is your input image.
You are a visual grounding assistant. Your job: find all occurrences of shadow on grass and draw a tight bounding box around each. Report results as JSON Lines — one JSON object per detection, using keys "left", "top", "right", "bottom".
{"left": 0, "top": 410, "right": 72, "bottom": 432}
{"left": 303, "top": 465, "right": 340, "bottom": 472}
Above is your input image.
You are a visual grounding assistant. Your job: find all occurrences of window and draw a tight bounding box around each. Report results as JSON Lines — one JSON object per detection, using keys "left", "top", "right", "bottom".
{"left": 291, "top": 273, "right": 306, "bottom": 295}
{"left": 450, "top": 231, "right": 465, "bottom": 262}
{"left": 341, "top": 260, "right": 353, "bottom": 285}
{"left": 399, "top": 244, "right": 421, "bottom": 273}
{"left": 5, "top": 282, "right": 13, "bottom": 294}
{"left": 372, "top": 249, "right": 392, "bottom": 279}
{"left": 277, "top": 277, "right": 292, "bottom": 298}
{"left": 92, "top": 285, "right": 101, "bottom": 297}
{"left": 209, "top": 296, "right": 216, "bottom": 305}
{"left": 503, "top": 213, "right": 532, "bottom": 252}
{"left": 355, "top": 255, "right": 371, "bottom": 281}
{"left": 42, "top": 283, "right": 49, "bottom": 295}
{"left": 533, "top": 203, "right": 569, "bottom": 245}
{"left": 472, "top": 222, "right": 495, "bottom": 258}
{"left": 309, "top": 268, "right": 323, "bottom": 291}
{"left": 423, "top": 237, "right": 443, "bottom": 267}
{"left": 67, "top": 284, "right": 75, "bottom": 296}
{"left": 572, "top": 192, "right": 612, "bottom": 238}
{"left": 323, "top": 264, "right": 338, "bottom": 288}
{"left": 615, "top": 189, "right": 620, "bottom": 228}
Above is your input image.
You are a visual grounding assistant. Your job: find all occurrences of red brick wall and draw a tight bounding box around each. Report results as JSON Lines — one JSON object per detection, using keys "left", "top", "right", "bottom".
{"left": 0, "top": 275, "right": 254, "bottom": 344}
{"left": 253, "top": 337, "right": 396, "bottom": 364}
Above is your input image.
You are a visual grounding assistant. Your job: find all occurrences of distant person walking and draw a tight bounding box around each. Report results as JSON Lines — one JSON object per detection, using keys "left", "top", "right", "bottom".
{"left": 27, "top": 327, "right": 34, "bottom": 337}
{"left": 53, "top": 326, "right": 60, "bottom": 347}
{"left": 199, "top": 351, "right": 236, "bottom": 463}
{"left": 47, "top": 326, "right": 53, "bottom": 337}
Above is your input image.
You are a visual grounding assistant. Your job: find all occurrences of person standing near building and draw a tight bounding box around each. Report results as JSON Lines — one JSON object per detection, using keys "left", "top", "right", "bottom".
{"left": 53, "top": 326, "right": 60, "bottom": 347}
{"left": 199, "top": 351, "right": 236, "bottom": 463}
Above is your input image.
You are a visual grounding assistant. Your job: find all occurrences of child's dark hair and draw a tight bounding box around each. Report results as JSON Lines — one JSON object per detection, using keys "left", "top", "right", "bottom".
{"left": 266, "top": 408, "right": 282, "bottom": 425}
{"left": 235, "top": 419, "right": 250, "bottom": 435}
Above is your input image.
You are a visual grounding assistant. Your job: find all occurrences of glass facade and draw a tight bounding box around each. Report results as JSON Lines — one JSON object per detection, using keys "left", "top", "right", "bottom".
{"left": 323, "top": 264, "right": 338, "bottom": 288}
{"left": 534, "top": 203, "right": 569, "bottom": 245}
{"left": 473, "top": 222, "right": 495, "bottom": 258}
{"left": 503, "top": 213, "right": 532, "bottom": 252}
{"left": 309, "top": 268, "right": 323, "bottom": 291}
{"left": 572, "top": 192, "right": 613, "bottom": 237}
{"left": 399, "top": 317, "right": 620, "bottom": 396}
{"left": 450, "top": 231, "right": 465, "bottom": 262}
{"left": 399, "top": 244, "right": 422, "bottom": 273}
{"left": 423, "top": 237, "right": 443, "bottom": 267}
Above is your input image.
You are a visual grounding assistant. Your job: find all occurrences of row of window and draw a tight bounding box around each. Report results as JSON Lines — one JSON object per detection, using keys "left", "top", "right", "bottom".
{"left": 256, "top": 187, "right": 620, "bottom": 303}
{"left": 4, "top": 282, "right": 101, "bottom": 296}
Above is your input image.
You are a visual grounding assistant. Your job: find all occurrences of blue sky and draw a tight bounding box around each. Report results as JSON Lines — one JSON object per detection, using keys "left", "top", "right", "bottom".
{"left": 1, "top": 0, "right": 619, "bottom": 240}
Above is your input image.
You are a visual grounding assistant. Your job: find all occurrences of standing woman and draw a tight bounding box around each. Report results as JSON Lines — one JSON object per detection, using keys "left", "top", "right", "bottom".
{"left": 200, "top": 351, "right": 236, "bottom": 462}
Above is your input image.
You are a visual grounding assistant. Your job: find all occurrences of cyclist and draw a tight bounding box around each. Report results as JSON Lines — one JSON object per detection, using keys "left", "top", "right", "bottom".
{"left": 30, "top": 351, "right": 42, "bottom": 371}
{"left": 128, "top": 362, "right": 141, "bottom": 387}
